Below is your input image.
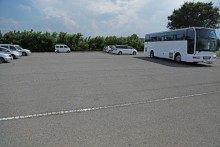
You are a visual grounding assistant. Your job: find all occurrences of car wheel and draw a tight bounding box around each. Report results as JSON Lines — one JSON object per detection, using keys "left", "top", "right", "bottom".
{"left": 118, "top": 51, "right": 122, "bottom": 55}
{"left": 22, "top": 52, "right": 27, "bottom": 56}
{"left": 150, "top": 51, "right": 154, "bottom": 58}
{"left": 0, "top": 57, "right": 5, "bottom": 63}
{"left": 67, "top": 50, "right": 70, "bottom": 53}
{"left": 132, "top": 51, "right": 136, "bottom": 55}
{"left": 174, "top": 53, "right": 181, "bottom": 63}
{"left": 12, "top": 54, "right": 16, "bottom": 59}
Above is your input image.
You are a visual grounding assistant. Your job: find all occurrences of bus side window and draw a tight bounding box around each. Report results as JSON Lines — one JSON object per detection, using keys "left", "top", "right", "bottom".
{"left": 176, "top": 34, "right": 183, "bottom": 40}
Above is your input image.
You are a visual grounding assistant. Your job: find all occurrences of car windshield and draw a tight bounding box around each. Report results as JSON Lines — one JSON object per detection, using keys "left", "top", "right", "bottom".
{"left": 15, "top": 45, "right": 23, "bottom": 50}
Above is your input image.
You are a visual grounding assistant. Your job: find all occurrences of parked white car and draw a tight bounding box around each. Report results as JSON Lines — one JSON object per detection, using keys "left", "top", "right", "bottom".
{"left": 55, "top": 44, "right": 71, "bottom": 53}
{"left": 111, "top": 45, "right": 138, "bottom": 55}
{"left": 14, "top": 45, "right": 31, "bottom": 56}
{"left": 0, "top": 44, "right": 31, "bottom": 56}
{"left": 0, "top": 52, "right": 13, "bottom": 63}
{"left": 0, "top": 47, "right": 21, "bottom": 59}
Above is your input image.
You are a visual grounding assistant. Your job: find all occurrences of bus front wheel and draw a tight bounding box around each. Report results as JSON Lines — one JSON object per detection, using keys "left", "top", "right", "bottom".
{"left": 150, "top": 51, "right": 154, "bottom": 58}
{"left": 174, "top": 53, "right": 181, "bottom": 63}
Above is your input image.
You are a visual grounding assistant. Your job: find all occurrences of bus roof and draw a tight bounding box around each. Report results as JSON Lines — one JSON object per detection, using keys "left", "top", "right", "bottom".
{"left": 145, "top": 27, "right": 215, "bottom": 36}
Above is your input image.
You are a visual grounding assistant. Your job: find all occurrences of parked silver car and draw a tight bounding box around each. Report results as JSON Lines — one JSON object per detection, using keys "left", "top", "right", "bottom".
{"left": 15, "top": 45, "right": 31, "bottom": 56}
{"left": 0, "top": 44, "right": 31, "bottom": 56}
{"left": 103, "top": 45, "right": 113, "bottom": 53}
{"left": 0, "top": 47, "right": 21, "bottom": 59}
{"left": 111, "top": 45, "right": 138, "bottom": 55}
{"left": 0, "top": 52, "right": 13, "bottom": 63}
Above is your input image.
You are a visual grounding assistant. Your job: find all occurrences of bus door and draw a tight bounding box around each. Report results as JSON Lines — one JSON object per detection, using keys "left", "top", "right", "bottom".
{"left": 187, "top": 29, "right": 195, "bottom": 54}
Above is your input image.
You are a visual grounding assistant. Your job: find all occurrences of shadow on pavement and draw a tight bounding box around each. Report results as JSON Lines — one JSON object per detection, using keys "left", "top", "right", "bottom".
{"left": 133, "top": 56, "right": 213, "bottom": 68}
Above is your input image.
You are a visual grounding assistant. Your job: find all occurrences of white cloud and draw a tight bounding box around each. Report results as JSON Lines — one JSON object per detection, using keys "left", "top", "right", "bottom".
{"left": 0, "top": 17, "right": 21, "bottom": 33}
{"left": 44, "top": 8, "right": 76, "bottom": 29}
{"left": 21, "top": 0, "right": 220, "bottom": 37}
{"left": 0, "top": 17, "right": 20, "bottom": 25}
{"left": 19, "top": 4, "right": 32, "bottom": 11}
{"left": 88, "top": 0, "right": 152, "bottom": 28}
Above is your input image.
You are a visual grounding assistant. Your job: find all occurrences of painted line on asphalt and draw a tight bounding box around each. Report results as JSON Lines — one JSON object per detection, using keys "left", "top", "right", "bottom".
{"left": 0, "top": 90, "right": 220, "bottom": 122}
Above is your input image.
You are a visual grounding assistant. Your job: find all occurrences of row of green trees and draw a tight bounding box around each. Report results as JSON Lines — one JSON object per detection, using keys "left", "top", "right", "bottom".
{"left": 0, "top": 30, "right": 144, "bottom": 52}
{"left": 0, "top": 30, "right": 220, "bottom": 52}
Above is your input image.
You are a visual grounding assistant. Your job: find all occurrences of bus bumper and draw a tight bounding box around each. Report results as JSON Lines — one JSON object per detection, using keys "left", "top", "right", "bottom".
{"left": 191, "top": 55, "right": 216, "bottom": 63}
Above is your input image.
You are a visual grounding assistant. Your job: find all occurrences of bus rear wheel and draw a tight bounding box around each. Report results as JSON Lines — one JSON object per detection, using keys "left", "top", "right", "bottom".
{"left": 150, "top": 51, "right": 154, "bottom": 58}
{"left": 174, "top": 53, "right": 181, "bottom": 63}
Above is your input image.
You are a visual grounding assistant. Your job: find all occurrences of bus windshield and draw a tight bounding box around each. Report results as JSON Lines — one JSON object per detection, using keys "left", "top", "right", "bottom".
{"left": 196, "top": 29, "right": 217, "bottom": 52}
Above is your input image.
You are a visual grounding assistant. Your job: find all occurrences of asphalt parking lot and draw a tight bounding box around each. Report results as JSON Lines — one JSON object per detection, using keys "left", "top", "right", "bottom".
{"left": 0, "top": 52, "right": 220, "bottom": 147}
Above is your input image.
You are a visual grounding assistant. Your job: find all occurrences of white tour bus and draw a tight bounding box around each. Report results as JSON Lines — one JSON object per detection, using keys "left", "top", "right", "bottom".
{"left": 144, "top": 27, "right": 217, "bottom": 63}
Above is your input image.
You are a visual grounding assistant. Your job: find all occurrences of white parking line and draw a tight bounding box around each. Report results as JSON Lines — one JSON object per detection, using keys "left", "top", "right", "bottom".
{"left": 0, "top": 90, "right": 220, "bottom": 122}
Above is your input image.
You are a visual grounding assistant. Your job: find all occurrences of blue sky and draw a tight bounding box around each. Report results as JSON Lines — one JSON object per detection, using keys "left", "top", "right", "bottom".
{"left": 0, "top": 0, "right": 219, "bottom": 38}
